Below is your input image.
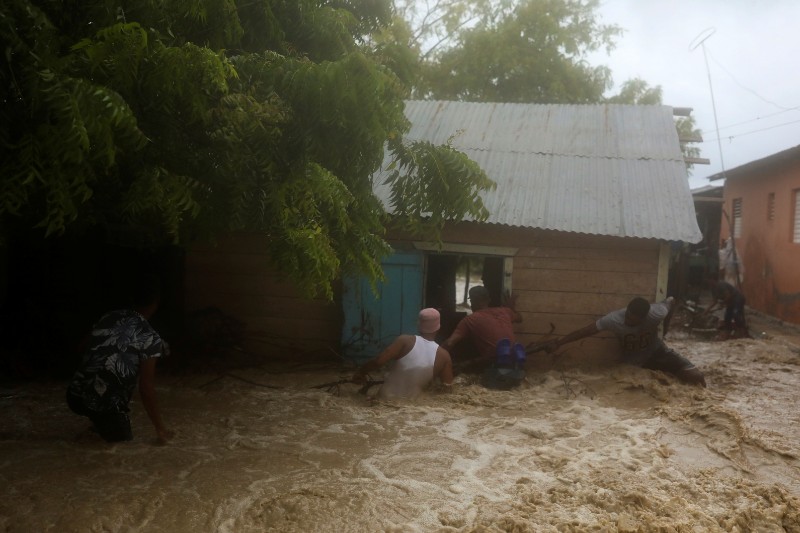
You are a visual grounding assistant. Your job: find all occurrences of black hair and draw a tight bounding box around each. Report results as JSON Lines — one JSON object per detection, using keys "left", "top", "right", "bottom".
{"left": 626, "top": 297, "right": 650, "bottom": 318}
{"left": 468, "top": 285, "right": 490, "bottom": 302}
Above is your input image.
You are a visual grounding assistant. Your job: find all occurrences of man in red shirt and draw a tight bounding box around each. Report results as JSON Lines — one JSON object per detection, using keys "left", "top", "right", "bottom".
{"left": 441, "top": 285, "right": 522, "bottom": 373}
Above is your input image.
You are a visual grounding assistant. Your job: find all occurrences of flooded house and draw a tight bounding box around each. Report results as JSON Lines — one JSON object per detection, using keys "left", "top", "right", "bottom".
{"left": 185, "top": 101, "right": 703, "bottom": 367}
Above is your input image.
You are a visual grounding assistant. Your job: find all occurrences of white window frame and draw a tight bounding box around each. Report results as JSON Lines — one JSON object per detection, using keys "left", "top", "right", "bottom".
{"left": 413, "top": 241, "right": 517, "bottom": 293}
{"left": 767, "top": 192, "right": 775, "bottom": 221}
{"left": 732, "top": 197, "right": 743, "bottom": 239}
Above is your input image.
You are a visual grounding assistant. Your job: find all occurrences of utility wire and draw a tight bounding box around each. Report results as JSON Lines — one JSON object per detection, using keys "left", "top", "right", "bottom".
{"left": 693, "top": 48, "right": 800, "bottom": 136}
{"left": 708, "top": 48, "right": 796, "bottom": 111}
{"left": 702, "top": 117, "right": 800, "bottom": 143}
{"left": 702, "top": 107, "right": 800, "bottom": 135}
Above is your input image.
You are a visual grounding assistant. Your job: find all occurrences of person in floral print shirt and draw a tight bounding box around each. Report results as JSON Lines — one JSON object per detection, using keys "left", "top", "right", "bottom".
{"left": 67, "top": 276, "right": 172, "bottom": 444}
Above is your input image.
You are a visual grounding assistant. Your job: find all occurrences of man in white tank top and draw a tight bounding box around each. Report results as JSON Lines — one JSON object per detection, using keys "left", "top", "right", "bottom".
{"left": 353, "top": 308, "right": 453, "bottom": 399}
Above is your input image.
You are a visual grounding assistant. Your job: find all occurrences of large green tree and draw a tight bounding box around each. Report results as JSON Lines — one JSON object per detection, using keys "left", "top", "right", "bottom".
{"left": 392, "top": 0, "right": 702, "bottom": 171}
{"left": 408, "top": 0, "right": 621, "bottom": 103}
{"left": 1, "top": 0, "right": 494, "bottom": 298}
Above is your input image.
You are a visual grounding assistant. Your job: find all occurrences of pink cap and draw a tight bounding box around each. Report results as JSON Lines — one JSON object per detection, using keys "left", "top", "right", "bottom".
{"left": 418, "top": 308, "right": 441, "bottom": 334}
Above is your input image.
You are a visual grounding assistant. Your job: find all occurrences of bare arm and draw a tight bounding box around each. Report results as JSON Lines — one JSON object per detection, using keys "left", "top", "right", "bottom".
{"left": 353, "top": 335, "right": 414, "bottom": 381}
{"left": 433, "top": 347, "right": 454, "bottom": 390}
{"left": 138, "top": 357, "right": 170, "bottom": 444}
{"left": 551, "top": 322, "right": 600, "bottom": 351}
{"left": 440, "top": 329, "right": 465, "bottom": 353}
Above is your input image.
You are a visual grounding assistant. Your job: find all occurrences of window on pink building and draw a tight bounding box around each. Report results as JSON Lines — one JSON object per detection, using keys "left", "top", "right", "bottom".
{"left": 732, "top": 197, "right": 743, "bottom": 238}
{"left": 768, "top": 192, "right": 775, "bottom": 221}
{"left": 794, "top": 189, "right": 800, "bottom": 244}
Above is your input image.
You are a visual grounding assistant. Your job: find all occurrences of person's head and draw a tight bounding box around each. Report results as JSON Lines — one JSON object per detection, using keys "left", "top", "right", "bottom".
{"left": 624, "top": 297, "right": 651, "bottom": 327}
{"left": 468, "top": 285, "right": 490, "bottom": 310}
{"left": 417, "top": 308, "right": 440, "bottom": 338}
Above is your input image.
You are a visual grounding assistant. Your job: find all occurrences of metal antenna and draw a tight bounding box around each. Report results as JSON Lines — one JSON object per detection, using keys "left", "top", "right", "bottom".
{"left": 690, "top": 28, "right": 726, "bottom": 179}
{"left": 691, "top": 28, "right": 742, "bottom": 290}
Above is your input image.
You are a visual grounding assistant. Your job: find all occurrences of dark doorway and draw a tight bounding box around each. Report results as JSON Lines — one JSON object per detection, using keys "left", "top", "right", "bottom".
{"left": 424, "top": 253, "right": 507, "bottom": 341}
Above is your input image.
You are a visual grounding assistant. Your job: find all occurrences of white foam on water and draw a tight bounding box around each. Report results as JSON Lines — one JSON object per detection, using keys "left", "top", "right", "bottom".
{"left": 2, "top": 339, "right": 800, "bottom": 531}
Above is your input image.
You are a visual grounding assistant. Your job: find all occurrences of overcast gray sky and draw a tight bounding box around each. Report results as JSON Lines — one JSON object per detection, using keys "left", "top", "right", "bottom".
{"left": 592, "top": 0, "right": 800, "bottom": 189}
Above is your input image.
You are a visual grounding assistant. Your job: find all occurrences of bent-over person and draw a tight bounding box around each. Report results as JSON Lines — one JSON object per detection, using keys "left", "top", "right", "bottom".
{"left": 709, "top": 281, "right": 749, "bottom": 340}
{"left": 67, "top": 276, "right": 172, "bottom": 443}
{"left": 546, "top": 296, "right": 706, "bottom": 387}
{"left": 441, "top": 285, "right": 522, "bottom": 374}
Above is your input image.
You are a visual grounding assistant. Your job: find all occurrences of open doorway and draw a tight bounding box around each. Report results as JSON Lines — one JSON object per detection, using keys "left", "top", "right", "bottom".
{"left": 424, "top": 253, "right": 507, "bottom": 341}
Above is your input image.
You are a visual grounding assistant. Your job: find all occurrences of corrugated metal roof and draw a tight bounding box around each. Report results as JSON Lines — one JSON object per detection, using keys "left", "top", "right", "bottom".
{"left": 375, "top": 100, "right": 702, "bottom": 243}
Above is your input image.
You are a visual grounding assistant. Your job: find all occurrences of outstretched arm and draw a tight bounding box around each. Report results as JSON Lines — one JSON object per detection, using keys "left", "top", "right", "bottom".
{"left": 547, "top": 323, "right": 600, "bottom": 352}
{"left": 440, "top": 329, "right": 465, "bottom": 353}
{"left": 353, "top": 335, "right": 414, "bottom": 382}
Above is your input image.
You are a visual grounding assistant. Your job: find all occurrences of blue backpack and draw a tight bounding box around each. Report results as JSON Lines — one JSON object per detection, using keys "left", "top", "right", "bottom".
{"left": 481, "top": 338, "right": 526, "bottom": 390}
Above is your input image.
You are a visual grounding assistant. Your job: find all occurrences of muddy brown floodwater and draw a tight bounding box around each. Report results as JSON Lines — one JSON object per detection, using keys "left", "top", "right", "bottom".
{"left": 2, "top": 330, "right": 800, "bottom": 532}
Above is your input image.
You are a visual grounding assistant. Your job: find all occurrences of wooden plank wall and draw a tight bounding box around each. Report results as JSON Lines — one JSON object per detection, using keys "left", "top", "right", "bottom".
{"left": 184, "top": 233, "right": 341, "bottom": 360}
{"left": 393, "top": 222, "right": 663, "bottom": 368}
{"left": 513, "top": 231, "right": 662, "bottom": 367}
{"left": 184, "top": 226, "right": 663, "bottom": 367}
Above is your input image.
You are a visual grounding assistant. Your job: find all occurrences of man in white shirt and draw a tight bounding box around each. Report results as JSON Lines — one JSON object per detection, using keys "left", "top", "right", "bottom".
{"left": 353, "top": 308, "right": 454, "bottom": 399}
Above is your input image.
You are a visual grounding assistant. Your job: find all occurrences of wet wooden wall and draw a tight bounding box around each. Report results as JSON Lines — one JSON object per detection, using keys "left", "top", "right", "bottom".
{"left": 390, "top": 222, "right": 666, "bottom": 368}
{"left": 184, "top": 233, "right": 341, "bottom": 361}
{"left": 184, "top": 225, "right": 667, "bottom": 368}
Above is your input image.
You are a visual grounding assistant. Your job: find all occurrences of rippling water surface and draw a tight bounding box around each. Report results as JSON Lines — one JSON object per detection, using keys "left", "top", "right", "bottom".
{"left": 2, "top": 334, "right": 800, "bottom": 532}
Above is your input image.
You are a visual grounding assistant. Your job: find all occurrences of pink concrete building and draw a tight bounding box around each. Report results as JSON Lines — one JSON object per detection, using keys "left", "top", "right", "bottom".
{"left": 710, "top": 145, "right": 800, "bottom": 325}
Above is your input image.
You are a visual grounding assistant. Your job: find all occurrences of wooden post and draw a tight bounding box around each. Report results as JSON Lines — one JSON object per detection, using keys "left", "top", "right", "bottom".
{"left": 656, "top": 242, "right": 670, "bottom": 301}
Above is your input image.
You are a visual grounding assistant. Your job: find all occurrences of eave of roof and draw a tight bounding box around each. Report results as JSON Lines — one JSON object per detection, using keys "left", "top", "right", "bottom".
{"left": 707, "top": 144, "right": 800, "bottom": 182}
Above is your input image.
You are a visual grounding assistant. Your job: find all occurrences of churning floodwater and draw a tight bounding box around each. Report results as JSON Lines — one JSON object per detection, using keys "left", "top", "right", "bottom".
{"left": 2, "top": 334, "right": 800, "bottom": 531}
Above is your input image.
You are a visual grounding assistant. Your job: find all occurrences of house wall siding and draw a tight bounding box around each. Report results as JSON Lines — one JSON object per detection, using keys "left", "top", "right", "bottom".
{"left": 185, "top": 226, "right": 664, "bottom": 367}
{"left": 720, "top": 162, "right": 800, "bottom": 325}
{"left": 389, "top": 223, "right": 664, "bottom": 367}
{"left": 184, "top": 233, "right": 342, "bottom": 360}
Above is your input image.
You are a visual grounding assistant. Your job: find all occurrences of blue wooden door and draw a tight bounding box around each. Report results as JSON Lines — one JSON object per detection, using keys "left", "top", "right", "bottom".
{"left": 341, "top": 250, "right": 423, "bottom": 363}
